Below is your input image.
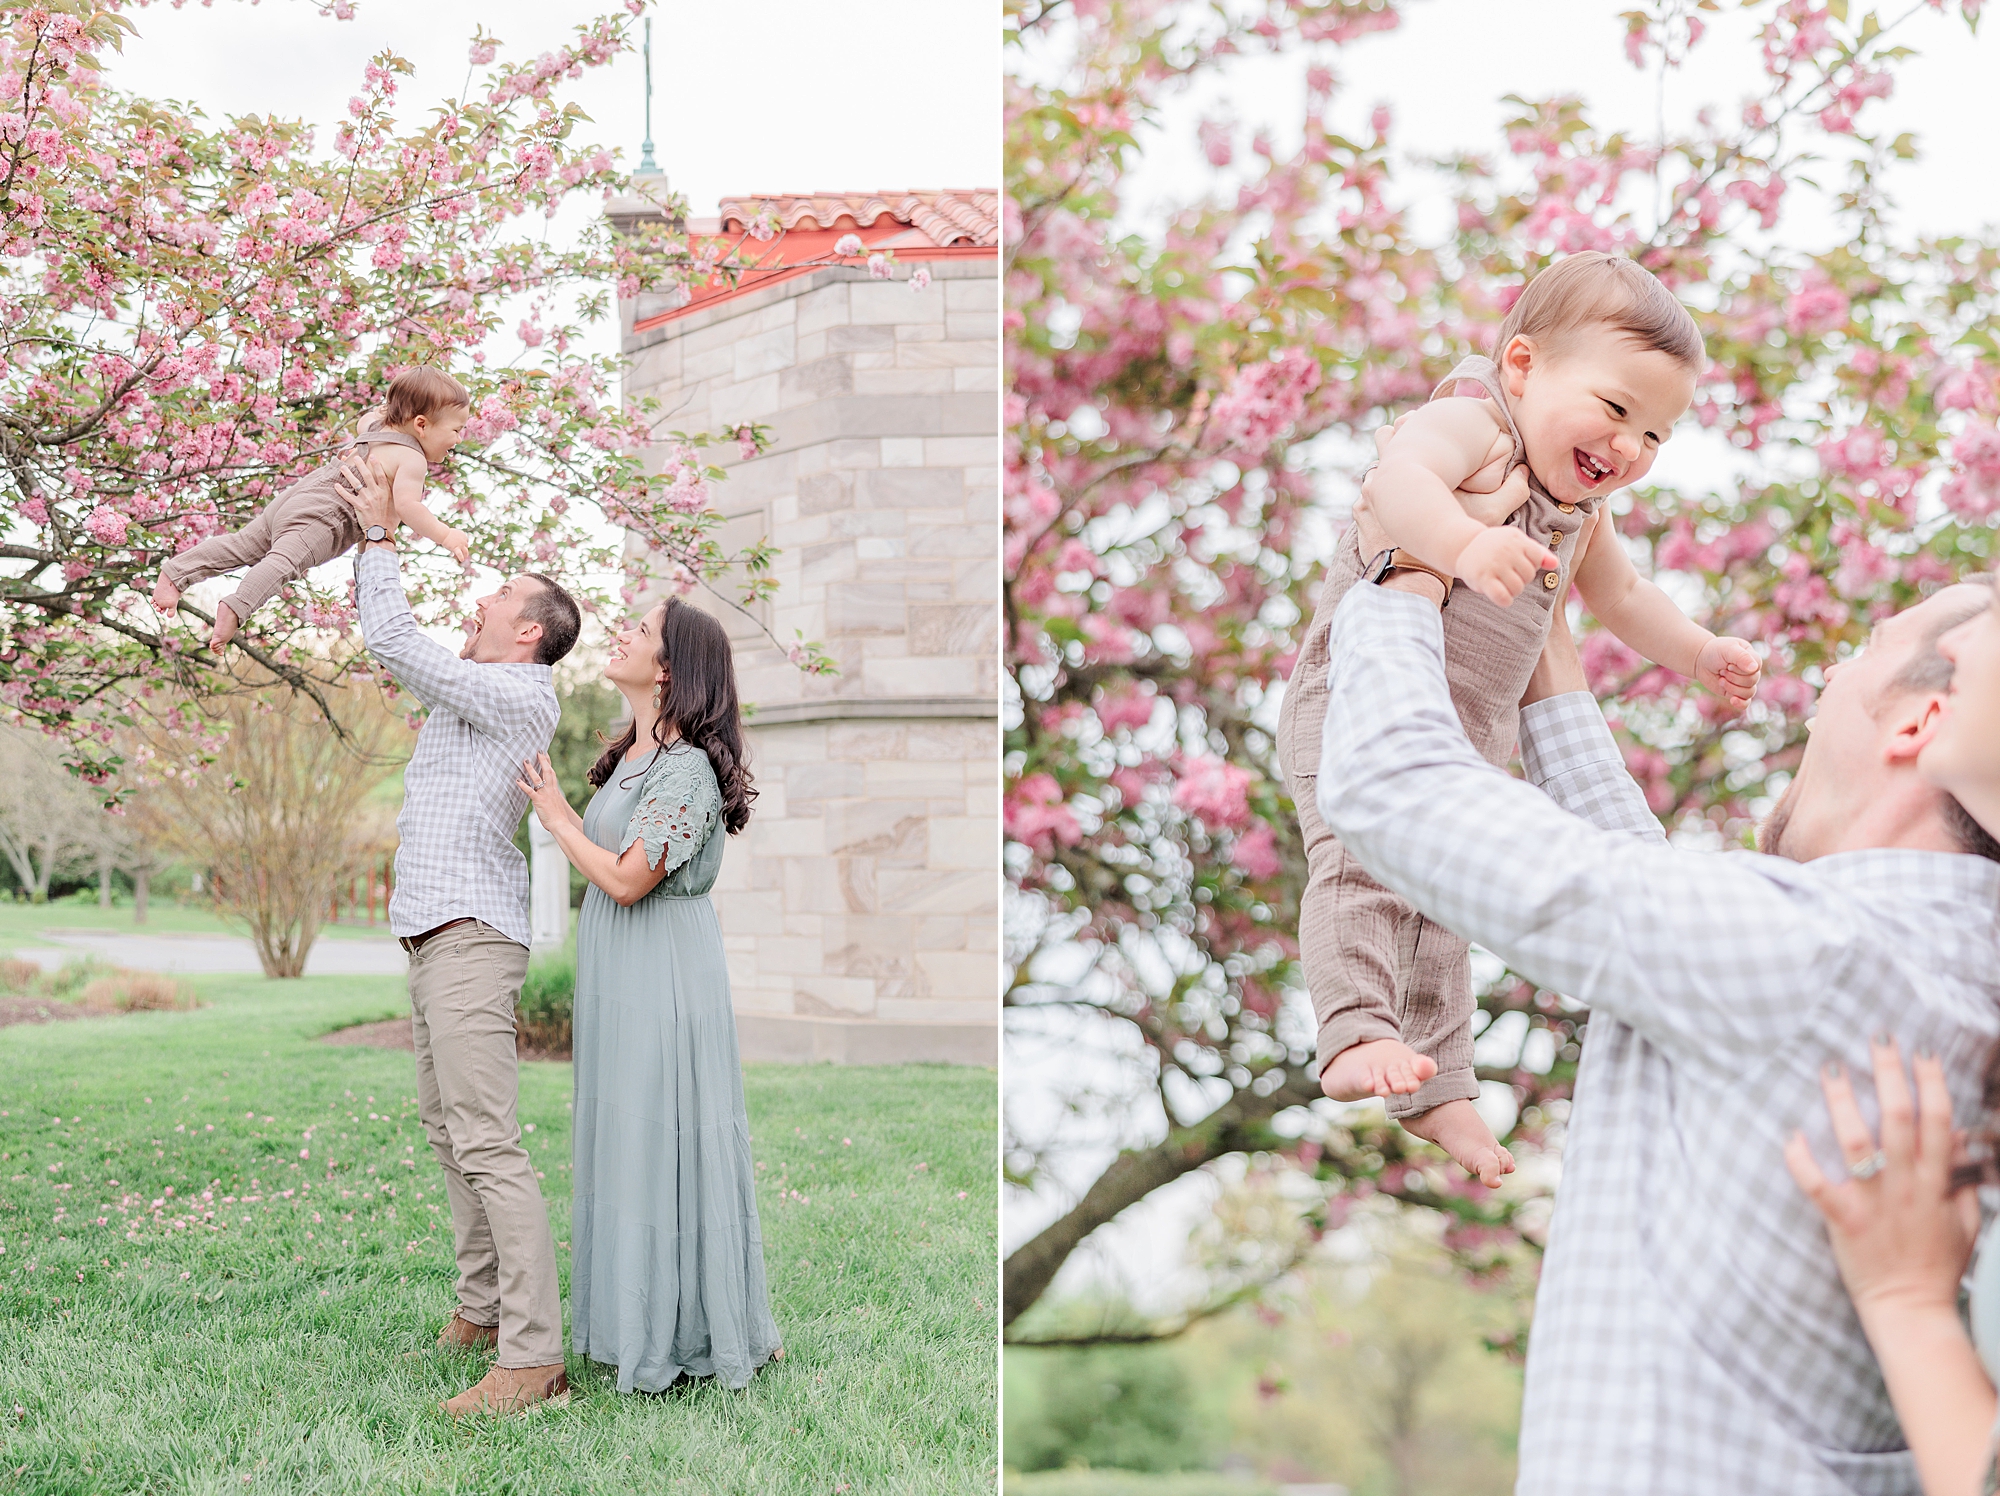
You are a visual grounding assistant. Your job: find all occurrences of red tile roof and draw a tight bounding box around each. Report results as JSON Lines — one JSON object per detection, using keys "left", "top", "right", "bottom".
{"left": 624, "top": 189, "right": 998, "bottom": 332}
{"left": 716, "top": 192, "right": 998, "bottom": 249}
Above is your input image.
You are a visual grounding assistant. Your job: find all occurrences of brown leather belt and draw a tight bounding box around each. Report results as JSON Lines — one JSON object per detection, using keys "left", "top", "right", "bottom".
{"left": 399, "top": 917, "right": 474, "bottom": 955}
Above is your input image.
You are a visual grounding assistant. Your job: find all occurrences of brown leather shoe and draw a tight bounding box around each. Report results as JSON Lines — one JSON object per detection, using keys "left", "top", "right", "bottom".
{"left": 436, "top": 1311, "right": 499, "bottom": 1352}
{"left": 441, "top": 1362, "right": 569, "bottom": 1418}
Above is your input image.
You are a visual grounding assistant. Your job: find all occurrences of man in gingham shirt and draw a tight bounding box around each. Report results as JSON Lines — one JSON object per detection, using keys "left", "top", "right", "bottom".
{"left": 343, "top": 457, "right": 580, "bottom": 1417}
{"left": 1316, "top": 564, "right": 2000, "bottom": 1494}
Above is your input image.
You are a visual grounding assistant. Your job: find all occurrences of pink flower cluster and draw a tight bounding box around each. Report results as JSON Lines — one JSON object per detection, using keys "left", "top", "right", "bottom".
{"left": 1006, "top": 773, "right": 1081, "bottom": 856}
{"left": 1171, "top": 756, "right": 1255, "bottom": 830}
{"left": 1941, "top": 423, "right": 2000, "bottom": 520}
{"left": 1208, "top": 349, "right": 1321, "bottom": 465}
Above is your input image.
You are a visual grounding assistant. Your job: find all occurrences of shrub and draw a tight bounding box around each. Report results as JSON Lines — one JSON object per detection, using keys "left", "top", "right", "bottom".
{"left": 517, "top": 946, "right": 574, "bottom": 1054}
{"left": 80, "top": 970, "right": 196, "bottom": 1012}
{"left": 41, "top": 956, "right": 119, "bottom": 1001}
{"left": 0, "top": 958, "right": 40, "bottom": 992}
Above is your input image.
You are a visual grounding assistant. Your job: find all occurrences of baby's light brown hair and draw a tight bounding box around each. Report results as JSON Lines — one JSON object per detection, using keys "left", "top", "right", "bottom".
{"left": 383, "top": 366, "right": 471, "bottom": 427}
{"left": 1494, "top": 252, "right": 1704, "bottom": 370}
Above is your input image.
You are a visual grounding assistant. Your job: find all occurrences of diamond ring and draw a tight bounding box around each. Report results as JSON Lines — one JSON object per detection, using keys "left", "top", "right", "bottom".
{"left": 1847, "top": 1151, "right": 1886, "bottom": 1181}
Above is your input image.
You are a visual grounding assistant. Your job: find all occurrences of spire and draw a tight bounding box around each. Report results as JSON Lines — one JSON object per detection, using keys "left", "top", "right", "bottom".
{"left": 637, "top": 16, "right": 659, "bottom": 175}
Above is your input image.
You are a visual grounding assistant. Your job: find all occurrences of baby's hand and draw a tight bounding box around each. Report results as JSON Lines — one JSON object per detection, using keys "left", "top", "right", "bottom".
{"left": 1454, "top": 527, "right": 1559, "bottom": 608}
{"left": 443, "top": 527, "right": 471, "bottom": 566}
{"left": 1696, "top": 634, "right": 1761, "bottom": 713}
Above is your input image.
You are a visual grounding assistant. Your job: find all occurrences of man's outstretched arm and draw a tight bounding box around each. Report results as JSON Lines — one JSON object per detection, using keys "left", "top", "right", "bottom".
{"left": 343, "top": 464, "right": 547, "bottom": 740}
{"left": 1315, "top": 584, "right": 1840, "bottom": 1065}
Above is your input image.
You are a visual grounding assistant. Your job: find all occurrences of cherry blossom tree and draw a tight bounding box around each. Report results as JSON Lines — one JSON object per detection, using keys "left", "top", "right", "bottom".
{"left": 0, "top": 0, "right": 849, "bottom": 785}
{"left": 1004, "top": 0, "right": 1996, "bottom": 1334}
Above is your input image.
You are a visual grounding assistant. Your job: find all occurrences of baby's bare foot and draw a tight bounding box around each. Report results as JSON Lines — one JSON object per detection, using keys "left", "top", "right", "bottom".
{"left": 1321, "top": 1038, "right": 1438, "bottom": 1102}
{"left": 208, "top": 601, "right": 239, "bottom": 652}
{"left": 1403, "top": 1098, "right": 1515, "bottom": 1189}
{"left": 151, "top": 575, "right": 180, "bottom": 612}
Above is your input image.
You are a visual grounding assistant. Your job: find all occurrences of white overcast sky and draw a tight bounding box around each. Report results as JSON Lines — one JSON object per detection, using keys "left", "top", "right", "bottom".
{"left": 1008, "top": 0, "right": 2000, "bottom": 1305}
{"left": 109, "top": 0, "right": 999, "bottom": 211}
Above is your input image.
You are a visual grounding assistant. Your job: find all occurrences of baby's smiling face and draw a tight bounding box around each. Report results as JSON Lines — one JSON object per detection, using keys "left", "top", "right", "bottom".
{"left": 1501, "top": 322, "right": 1698, "bottom": 504}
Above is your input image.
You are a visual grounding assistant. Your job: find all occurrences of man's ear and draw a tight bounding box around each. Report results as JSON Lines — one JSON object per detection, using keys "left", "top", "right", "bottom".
{"left": 517, "top": 617, "right": 545, "bottom": 651}
{"left": 1882, "top": 690, "right": 1949, "bottom": 767}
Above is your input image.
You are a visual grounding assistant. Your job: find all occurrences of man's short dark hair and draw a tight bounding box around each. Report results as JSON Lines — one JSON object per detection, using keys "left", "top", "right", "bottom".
{"left": 1943, "top": 794, "right": 2000, "bottom": 865}
{"left": 518, "top": 574, "right": 580, "bottom": 666}
{"left": 1877, "top": 576, "right": 1998, "bottom": 863}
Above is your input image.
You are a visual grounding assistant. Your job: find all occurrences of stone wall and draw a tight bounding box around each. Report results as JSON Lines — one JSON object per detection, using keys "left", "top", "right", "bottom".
{"left": 620, "top": 257, "right": 997, "bottom": 1064}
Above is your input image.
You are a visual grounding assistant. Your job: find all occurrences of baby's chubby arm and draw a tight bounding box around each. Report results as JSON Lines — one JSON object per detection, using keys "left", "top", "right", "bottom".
{"left": 374, "top": 446, "right": 471, "bottom": 565}
{"left": 1363, "top": 399, "right": 1555, "bottom": 606}
{"left": 1570, "top": 518, "right": 1760, "bottom": 711}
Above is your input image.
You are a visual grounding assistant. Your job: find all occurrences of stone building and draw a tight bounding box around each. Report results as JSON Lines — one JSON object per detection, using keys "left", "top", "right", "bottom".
{"left": 605, "top": 188, "right": 998, "bottom": 1065}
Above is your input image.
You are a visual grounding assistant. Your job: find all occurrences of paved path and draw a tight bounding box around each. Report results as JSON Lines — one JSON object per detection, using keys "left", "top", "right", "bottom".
{"left": 5, "top": 929, "right": 407, "bottom": 977}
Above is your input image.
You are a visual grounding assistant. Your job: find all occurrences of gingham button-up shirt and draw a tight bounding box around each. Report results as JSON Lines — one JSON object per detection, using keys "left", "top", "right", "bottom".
{"left": 354, "top": 548, "right": 557, "bottom": 948}
{"left": 1316, "top": 585, "right": 2000, "bottom": 1496}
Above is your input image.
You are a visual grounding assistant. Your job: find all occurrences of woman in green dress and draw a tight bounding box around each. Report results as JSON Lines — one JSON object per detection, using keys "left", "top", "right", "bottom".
{"left": 517, "top": 597, "right": 781, "bottom": 1393}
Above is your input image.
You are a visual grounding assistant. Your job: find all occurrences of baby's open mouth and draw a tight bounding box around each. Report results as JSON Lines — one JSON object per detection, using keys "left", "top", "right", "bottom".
{"left": 1574, "top": 449, "right": 1614, "bottom": 486}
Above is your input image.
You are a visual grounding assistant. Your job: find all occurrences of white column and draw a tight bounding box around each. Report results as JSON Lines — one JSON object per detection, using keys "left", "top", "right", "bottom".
{"left": 529, "top": 817, "right": 569, "bottom": 951}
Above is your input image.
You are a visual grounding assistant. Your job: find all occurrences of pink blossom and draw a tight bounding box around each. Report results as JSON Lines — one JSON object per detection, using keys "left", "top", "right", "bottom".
{"left": 1785, "top": 268, "right": 1849, "bottom": 339}
{"left": 1941, "top": 422, "right": 2000, "bottom": 519}
{"left": 909, "top": 266, "right": 931, "bottom": 293}
{"left": 1006, "top": 773, "right": 1081, "bottom": 856}
{"left": 1173, "top": 756, "right": 1254, "bottom": 830}
{"left": 1230, "top": 824, "right": 1281, "bottom": 880}
{"left": 1934, "top": 365, "right": 1994, "bottom": 413}
{"left": 1197, "top": 118, "right": 1233, "bottom": 168}
{"left": 1209, "top": 348, "right": 1322, "bottom": 464}
{"left": 867, "top": 253, "right": 891, "bottom": 281}
{"left": 469, "top": 41, "right": 498, "bottom": 66}
{"left": 833, "top": 234, "right": 864, "bottom": 257}
{"left": 735, "top": 426, "right": 758, "bottom": 461}
{"left": 517, "top": 320, "right": 545, "bottom": 348}
{"left": 82, "top": 507, "right": 127, "bottom": 546}
{"left": 1094, "top": 687, "right": 1154, "bottom": 734}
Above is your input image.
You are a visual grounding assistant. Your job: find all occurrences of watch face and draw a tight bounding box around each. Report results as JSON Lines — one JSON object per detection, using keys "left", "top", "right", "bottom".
{"left": 365, "top": 525, "right": 388, "bottom": 543}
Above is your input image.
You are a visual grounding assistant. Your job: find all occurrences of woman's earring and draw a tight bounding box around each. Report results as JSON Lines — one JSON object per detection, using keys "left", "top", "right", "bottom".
{"left": 652, "top": 681, "right": 663, "bottom": 709}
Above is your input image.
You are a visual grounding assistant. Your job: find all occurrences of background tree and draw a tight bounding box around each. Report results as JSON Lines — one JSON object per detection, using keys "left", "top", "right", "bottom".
{"left": 0, "top": 724, "right": 110, "bottom": 900}
{"left": 137, "top": 668, "right": 413, "bottom": 976}
{"left": 1004, "top": 0, "right": 1997, "bottom": 1331}
{"left": 0, "top": 0, "right": 839, "bottom": 788}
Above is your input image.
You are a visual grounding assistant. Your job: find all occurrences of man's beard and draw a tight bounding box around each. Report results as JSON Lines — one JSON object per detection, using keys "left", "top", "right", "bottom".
{"left": 1759, "top": 775, "right": 1800, "bottom": 859}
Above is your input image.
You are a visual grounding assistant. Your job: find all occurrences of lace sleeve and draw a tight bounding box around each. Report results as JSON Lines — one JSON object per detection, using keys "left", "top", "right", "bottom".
{"left": 619, "top": 748, "right": 721, "bottom": 878}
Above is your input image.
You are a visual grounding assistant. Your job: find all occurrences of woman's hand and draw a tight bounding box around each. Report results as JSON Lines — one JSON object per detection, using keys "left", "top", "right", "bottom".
{"left": 1783, "top": 1036, "right": 1980, "bottom": 1320}
{"left": 515, "top": 753, "right": 575, "bottom": 832}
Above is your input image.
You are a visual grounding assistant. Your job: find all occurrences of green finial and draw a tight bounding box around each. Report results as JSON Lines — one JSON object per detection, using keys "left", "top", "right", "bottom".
{"left": 638, "top": 17, "right": 658, "bottom": 174}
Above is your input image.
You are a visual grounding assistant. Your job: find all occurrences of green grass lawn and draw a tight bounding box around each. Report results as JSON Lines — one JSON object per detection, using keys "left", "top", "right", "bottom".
{"left": 0, "top": 973, "right": 997, "bottom": 1494}
{"left": 0, "top": 899, "right": 398, "bottom": 945}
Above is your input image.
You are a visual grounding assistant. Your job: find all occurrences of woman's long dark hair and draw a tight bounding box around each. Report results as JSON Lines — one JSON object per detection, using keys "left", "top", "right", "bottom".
{"left": 587, "top": 599, "right": 757, "bottom": 834}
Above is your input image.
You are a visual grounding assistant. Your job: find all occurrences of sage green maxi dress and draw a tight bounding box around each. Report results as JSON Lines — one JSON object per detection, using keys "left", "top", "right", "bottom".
{"left": 570, "top": 742, "right": 781, "bottom": 1392}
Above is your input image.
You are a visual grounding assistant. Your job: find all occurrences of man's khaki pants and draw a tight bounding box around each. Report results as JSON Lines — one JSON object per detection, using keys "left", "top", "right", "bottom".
{"left": 407, "top": 922, "right": 562, "bottom": 1368}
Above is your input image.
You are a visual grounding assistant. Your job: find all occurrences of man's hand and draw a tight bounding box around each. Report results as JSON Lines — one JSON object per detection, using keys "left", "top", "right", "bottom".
{"left": 1454, "top": 527, "right": 1559, "bottom": 608}
{"left": 337, "top": 453, "right": 397, "bottom": 539}
{"left": 1695, "top": 634, "right": 1761, "bottom": 714}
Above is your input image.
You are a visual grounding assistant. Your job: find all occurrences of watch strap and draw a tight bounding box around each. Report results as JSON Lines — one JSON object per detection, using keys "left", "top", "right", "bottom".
{"left": 1366, "top": 547, "right": 1452, "bottom": 606}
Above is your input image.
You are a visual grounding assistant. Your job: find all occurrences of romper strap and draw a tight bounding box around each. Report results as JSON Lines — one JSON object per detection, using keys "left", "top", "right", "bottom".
{"left": 1429, "top": 354, "right": 1528, "bottom": 468}
{"left": 351, "top": 428, "right": 427, "bottom": 456}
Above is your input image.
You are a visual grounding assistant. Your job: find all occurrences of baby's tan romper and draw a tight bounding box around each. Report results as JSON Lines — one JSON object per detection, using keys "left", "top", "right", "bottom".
{"left": 160, "top": 427, "right": 427, "bottom": 625}
{"left": 1276, "top": 355, "right": 1603, "bottom": 1117}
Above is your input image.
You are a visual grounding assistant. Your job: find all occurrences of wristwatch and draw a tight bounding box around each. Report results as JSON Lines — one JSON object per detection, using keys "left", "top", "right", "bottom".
{"left": 1366, "top": 547, "right": 1452, "bottom": 607}
{"left": 363, "top": 524, "right": 392, "bottom": 547}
